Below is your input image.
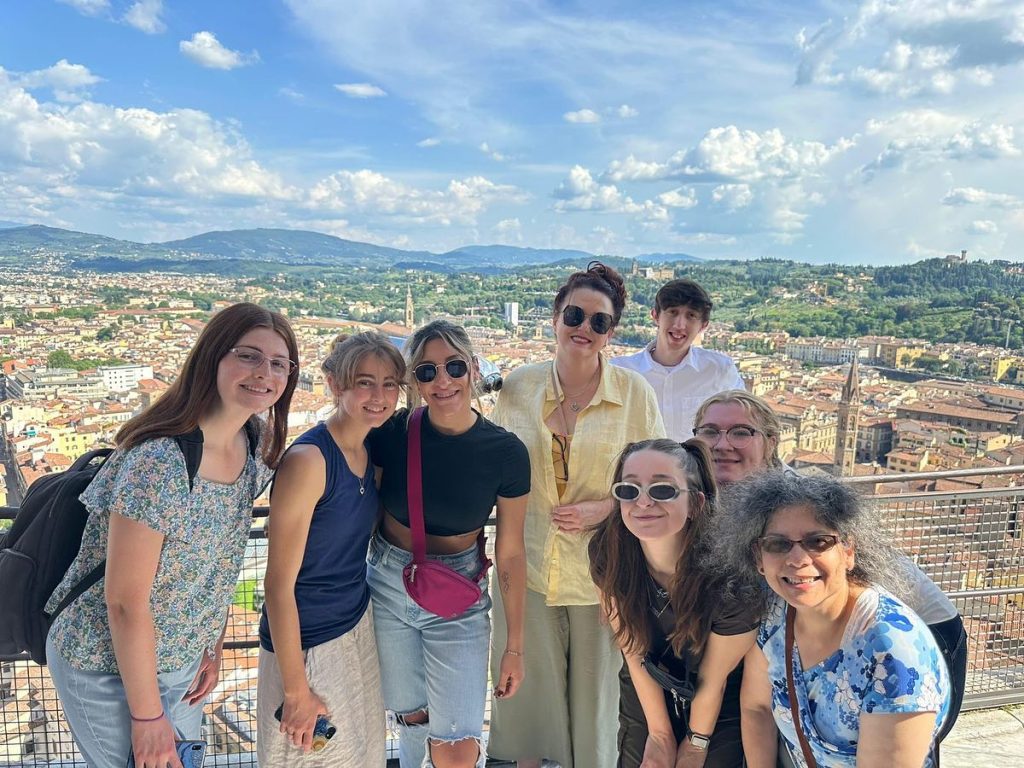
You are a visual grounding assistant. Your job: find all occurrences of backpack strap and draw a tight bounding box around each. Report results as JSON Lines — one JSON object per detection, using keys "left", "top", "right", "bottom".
{"left": 174, "top": 427, "right": 204, "bottom": 492}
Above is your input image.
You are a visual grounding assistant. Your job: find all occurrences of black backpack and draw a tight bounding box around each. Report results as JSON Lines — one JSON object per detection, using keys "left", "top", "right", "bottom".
{"left": 0, "top": 425, "right": 256, "bottom": 665}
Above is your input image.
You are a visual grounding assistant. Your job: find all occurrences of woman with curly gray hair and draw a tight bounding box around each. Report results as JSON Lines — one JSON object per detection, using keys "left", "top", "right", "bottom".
{"left": 716, "top": 472, "right": 950, "bottom": 768}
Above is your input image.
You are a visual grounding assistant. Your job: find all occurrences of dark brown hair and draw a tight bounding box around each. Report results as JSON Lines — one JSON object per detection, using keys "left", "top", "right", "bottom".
{"left": 589, "top": 438, "right": 720, "bottom": 656}
{"left": 116, "top": 303, "right": 298, "bottom": 467}
{"left": 654, "top": 278, "right": 713, "bottom": 323}
{"left": 553, "top": 260, "right": 628, "bottom": 327}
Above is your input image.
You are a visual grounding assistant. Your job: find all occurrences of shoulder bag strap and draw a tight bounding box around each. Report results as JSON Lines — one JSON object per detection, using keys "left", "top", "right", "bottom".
{"left": 407, "top": 407, "right": 427, "bottom": 565}
{"left": 786, "top": 604, "right": 817, "bottom": 768}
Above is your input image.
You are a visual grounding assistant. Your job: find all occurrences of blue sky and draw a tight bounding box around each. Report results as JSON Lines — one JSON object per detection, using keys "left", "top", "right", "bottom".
{"left": 1, "top": 0, "right": 1023, "bottom": 263}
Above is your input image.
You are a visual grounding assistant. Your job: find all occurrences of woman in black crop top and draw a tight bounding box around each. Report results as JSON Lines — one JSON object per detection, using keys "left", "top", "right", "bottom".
{"left": 589, "top": 439, "right": 758, "bottom": 768}
{"left": 366, "top": 320, "right": 530, "bottom": 768}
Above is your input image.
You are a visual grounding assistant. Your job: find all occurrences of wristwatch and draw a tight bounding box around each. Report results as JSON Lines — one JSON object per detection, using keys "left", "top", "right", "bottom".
{"left": 688, "top": 731, "right": 711, "bottom": 750}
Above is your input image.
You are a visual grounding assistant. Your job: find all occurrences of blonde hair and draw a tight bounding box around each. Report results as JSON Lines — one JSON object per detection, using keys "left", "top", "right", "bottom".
{"left": 693, "top": 389, "right": 782, "bottom": 468}
{"left": 403, "top": 321, "right": 477, "bottom": 409}
{"left": 322, "top": 332, "right": 406, "bottom": 399}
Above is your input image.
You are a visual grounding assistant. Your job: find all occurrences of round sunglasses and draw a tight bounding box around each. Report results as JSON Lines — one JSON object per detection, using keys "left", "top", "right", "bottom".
{"left": 756, "top": 534, "right": 840, "bottom": 556}
{"left": 611, "top": 481, "right": 692, "bottom": 503}
{"left": 413, "top": 359, "right": 469, "bottom": 383}
{"left": 562, "top": 305, "right": 614, "bottom": 335}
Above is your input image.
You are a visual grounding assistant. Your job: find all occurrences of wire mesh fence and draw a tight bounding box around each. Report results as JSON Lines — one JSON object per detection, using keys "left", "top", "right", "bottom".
{"left": 3, "top": 467, "right": 1024, "bottom": 764}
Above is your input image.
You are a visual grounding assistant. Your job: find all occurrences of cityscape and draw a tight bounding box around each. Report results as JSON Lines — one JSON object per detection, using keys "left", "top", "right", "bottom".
{"left": 1, "top": 237, "right": 1024, "bottom": 762}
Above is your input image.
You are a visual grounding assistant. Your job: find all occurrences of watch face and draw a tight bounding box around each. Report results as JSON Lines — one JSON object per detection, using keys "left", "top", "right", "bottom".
{"left": 689, "top": 733, "right": 711, "bottom": 750}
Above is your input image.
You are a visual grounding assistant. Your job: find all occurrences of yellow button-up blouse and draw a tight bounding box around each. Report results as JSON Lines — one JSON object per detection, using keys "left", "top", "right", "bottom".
{"left": 491, "top": 358, "right": 666, "bottom": 605}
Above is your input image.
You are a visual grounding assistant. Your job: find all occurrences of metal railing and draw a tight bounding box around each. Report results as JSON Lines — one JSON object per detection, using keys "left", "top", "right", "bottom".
{"left": 2, "top": 465, "right": 1023, "bottom": 765}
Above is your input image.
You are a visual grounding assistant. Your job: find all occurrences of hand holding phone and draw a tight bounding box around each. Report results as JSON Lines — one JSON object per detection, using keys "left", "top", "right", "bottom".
{"left": 127, "top": 740, "right": 207, "bottom": 768}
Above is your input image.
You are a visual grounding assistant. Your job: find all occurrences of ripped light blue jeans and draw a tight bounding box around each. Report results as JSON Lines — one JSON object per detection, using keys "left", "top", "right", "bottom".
{"left": 367, "top": 532, "right": 490, "bottom": 768}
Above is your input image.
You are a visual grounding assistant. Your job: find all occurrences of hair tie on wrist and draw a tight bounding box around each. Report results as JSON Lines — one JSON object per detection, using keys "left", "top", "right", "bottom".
{"left": 503, "top": 649, "right": 523, "bottom": 657}
{"left": 130, "top": 711, "right": 165, "bottom": 723}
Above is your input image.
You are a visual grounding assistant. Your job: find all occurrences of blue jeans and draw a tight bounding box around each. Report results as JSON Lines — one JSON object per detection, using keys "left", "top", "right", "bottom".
{"left": 367, "top": 532, "right": 490, "bottom": 768}
{"left": 46, "top": 634, "right": 204, "bottom": 768}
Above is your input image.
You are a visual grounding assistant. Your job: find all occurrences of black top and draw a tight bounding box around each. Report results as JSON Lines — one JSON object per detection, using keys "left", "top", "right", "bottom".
{"left": 368, "top": 408, "right": 531, "bottom": 536}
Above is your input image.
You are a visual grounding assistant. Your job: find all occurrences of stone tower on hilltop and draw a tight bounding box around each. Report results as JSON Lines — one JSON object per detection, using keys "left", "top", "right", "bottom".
{"left": 405, "top": 286, "right": 414, "bottom": 328}
{"left": 833, "top": 358, "right": 860, "bottom": 476}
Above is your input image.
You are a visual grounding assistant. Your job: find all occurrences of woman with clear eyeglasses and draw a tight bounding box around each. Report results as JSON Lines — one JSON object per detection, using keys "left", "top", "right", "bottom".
{"left": 691, "top": 390, "right": 967, "bottom": 765}
{"left": 46, "top": 303, "right": 297, "bottom": 768}
{"left": 365, "top": 320, "right": 530, "bottom": 768}
{"left": 590, "top": 439, "right": 758, "bottom": 768}
{"left": 713, "top": 472, "right": 951, "bottom": 768}
{"left": 486, "top": 262, "right": 665, "bottom": 768}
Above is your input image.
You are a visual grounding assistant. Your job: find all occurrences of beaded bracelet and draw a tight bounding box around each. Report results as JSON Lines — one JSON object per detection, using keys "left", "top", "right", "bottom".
{"left": 503, "top": 649, "right": 524, "bottom": 657}
{"left": 129, "top": 712, "right": 165, "bottom": 723}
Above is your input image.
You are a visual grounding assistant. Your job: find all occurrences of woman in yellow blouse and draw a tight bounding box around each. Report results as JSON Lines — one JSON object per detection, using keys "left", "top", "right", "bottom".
{"left": 487, "top": 261, "right": 665, "bottom": 768}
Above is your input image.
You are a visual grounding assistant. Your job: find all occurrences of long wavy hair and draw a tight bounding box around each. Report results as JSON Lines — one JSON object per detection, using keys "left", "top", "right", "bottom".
{"left": 589, "top": 438, "right": 720, "bottom": 657}
{"left": 115, "top": 303, "right": 298, "bottom": 467}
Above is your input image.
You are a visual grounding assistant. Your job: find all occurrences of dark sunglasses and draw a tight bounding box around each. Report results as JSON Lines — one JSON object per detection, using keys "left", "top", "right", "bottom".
{"left": 611, "top": 481, "right": 690, "bottom": 503}
{"left": 562, "top": 305, "right": 614, "bottom": 335}
{"left": 757, "top": 534, "right": 840, "bottom": 556}
{"left": 413, "top": 359, "right": 469, "bottom": 383}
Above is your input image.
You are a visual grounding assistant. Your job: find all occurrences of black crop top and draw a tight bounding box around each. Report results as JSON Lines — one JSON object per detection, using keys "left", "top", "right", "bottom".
{"left": 368, "top": 408, "right": 531, "bottom": 536}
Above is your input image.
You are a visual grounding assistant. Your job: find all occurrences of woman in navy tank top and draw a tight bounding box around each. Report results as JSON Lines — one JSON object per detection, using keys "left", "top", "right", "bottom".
{"left": 257, "top": 332, "right": 405, "bottom": 767}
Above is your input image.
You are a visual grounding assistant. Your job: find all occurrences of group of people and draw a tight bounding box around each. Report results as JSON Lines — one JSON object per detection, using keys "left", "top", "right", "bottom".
{"left": 42, "top": 264, "right": 966, "bottom": 768}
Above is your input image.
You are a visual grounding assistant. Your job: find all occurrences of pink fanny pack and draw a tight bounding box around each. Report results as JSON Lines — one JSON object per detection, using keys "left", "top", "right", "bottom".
{"left": 401, "top": 407, "right": 491, "bottom": 620}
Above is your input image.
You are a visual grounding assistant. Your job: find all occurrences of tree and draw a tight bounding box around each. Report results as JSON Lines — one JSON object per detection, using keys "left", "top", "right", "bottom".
{"left": 47, "top": 350, "right": 74, "bottom": 368}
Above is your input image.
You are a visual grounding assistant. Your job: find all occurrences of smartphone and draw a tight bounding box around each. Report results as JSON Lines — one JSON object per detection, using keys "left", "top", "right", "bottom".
{"left": 126, "top": 740, "right": 207, "bottom": 768}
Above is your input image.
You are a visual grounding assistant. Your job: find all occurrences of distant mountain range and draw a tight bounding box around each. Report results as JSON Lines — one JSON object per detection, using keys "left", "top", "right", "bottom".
{"left": 0, "top": 224, "right": 703, "bottom": 274}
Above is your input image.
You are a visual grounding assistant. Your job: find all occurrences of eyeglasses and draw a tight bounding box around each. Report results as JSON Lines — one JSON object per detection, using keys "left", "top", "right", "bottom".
{"left": 561, "top": 305, "right": 614, "bottom": 335}
{"left": 229, "top": 346, "right": 297, "bottom": 377}
{"left": 693, "top": 425, "right": 760, "bottom": 448}
{"left": 756, "top": 534, "right": 841, "bottom": 556}
{"left": 413, "top": 359, "right": 469, "bottom": 383}
{"left": 611, "top": 482, "right": 692, "bottom": 503}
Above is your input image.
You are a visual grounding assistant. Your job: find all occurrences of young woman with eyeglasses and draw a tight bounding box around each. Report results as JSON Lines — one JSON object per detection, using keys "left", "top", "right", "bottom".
{"left": 693, "top": 390, "right": 968, "bottom": 763}
{"left": 590, "top": 439, "right": 758, "bottom": 768}
{"left": 486, "top": 262, "right": 665, "bottom": 768}
{"left": 257, "top": 332, "right": 406, "bottom": 766}
{"left": 714, "top": 473, "right": 950, "bottom": 768}
{"left": 365, "top": 320, "right": 530, "bottom": 768}
{"left": 45, "top": 303, "right": 298, "bottom": 768}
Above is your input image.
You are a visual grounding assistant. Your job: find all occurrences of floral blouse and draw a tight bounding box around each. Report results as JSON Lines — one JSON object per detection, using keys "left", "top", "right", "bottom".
{"left": 46, "top": 437, "right": 270, "bottom": 674}
{"left": 757, "top": 588, "right": 951, "bottom": 767}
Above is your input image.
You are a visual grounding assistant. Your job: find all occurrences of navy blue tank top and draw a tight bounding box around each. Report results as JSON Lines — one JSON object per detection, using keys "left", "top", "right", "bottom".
{"left": 259, "top": 422, "right": 377, "bottom": 651}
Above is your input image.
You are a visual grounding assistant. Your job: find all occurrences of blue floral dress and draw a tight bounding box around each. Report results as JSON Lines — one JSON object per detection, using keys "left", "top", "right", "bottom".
{"left": 46, "top": 437, "right": 271, "bottom": 674}
{"left": 757, "top": 587, "right": 950, "bottom": 767}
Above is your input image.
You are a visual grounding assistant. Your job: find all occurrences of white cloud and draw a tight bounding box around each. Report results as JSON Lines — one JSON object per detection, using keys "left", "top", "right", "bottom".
{"left": 967, "top": 219, "right": 999, "bottom": 234}
{"left": 797, "top": 1, "right": 1024, "bottom": 97}
{"left": 564, "top": 108, "right": 600, "bottom": 124}
{"left": 552, "top": 165, "right": 667, "bottom": 221}
{"left": 941, "top": 186, "right": 1022, "bottom": 208}
{"left": 657, "top": 187, "right": 698, "bottom": 209}
{"left": 493, "top": 217, "right": 523, "bottom": 243}
{"left": 0, "top": 70, "right": 296, "bottom": 214}
{"left": 711, "top": 184, "right": 753, "bottom": 210}
{"left": 861, "top": 114, "right": 1021, "bottom": 176}
{"left": 334, "top": 83, "right": 387, "bottom": 98}
{"left": 480, "top": 142, "right": 508, "bottom": 162}
{"left": 57, "top": 0, "right": 110, "bottom": 16}
{"left": 417, "top": 137, "right": 441, "bottom": 147}
{"left": 606, "top": 126, "right": 851, "bottom": 184}
{"left": 278, "top": 87, "right": 305, "bottom": 102}
{"left": 308, "top": 170, "right": 526, "bottom": 226}
{"left": 14, "top": 60, "right": 103, "bottom": 102}
{"left": 123, "top": 0, "right": 165, "bottom": 34}
{"left": 616, "top": 104, "right": 638, "bottom": 118}
{"left": 180, "top": 32, "right": 259, "bottom": 70}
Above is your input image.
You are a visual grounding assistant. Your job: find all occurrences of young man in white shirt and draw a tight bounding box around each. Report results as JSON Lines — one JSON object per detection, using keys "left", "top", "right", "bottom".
{"left": 614, "top": 278, "right": 744, "bottom": 441}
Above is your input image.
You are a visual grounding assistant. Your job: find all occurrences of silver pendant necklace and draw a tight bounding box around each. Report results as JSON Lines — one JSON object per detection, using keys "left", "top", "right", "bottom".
{"left": 559, "top": 367, "right": 600, "bottom": 412}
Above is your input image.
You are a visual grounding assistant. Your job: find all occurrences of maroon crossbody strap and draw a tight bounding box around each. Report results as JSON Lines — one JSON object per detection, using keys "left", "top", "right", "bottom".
{"left": 406, "top": 407, "right": 490, "bottom": 571}
{"left": 785, "top": 605, "right": 817, "bottom": 768}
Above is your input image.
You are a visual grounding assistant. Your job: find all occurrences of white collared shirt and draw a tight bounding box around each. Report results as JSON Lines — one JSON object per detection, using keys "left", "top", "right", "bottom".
{"left": 613, "top": 343, "right": 744, "bottom": 442}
